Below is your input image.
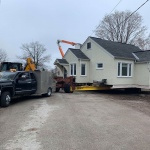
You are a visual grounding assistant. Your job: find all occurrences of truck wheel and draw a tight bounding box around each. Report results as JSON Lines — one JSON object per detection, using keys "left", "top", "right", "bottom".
{"left": 47, "top": 88, "right": 52, "bottom": 97}
{"left": 0, "top": 91, "right": 11, "bottom": 107}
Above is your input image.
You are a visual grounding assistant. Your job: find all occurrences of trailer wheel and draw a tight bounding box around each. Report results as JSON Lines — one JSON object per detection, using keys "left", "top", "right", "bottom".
{"left": 0, "top": 91, "right": 11, "bottom": 107}
{"left": 64, "top": 84, "right": 70, "bottom": 93}
{"left": 43, "top": 88, "right": 52, "bottom": 97}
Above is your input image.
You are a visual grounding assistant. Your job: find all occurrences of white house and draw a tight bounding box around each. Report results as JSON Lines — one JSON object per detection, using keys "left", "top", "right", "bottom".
{"left": 54, "top": 36, "right": 150, "bottom": 89}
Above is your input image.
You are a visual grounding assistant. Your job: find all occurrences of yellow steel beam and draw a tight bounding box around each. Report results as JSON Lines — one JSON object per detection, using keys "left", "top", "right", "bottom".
{"left": 75, "top": 86, "right": 111, "bottom": 91}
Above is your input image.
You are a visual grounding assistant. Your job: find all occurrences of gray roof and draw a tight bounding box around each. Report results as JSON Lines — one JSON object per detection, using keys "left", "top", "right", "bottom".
{"left": 90, "top": 37, "right": 141, "bottom": 60}
{"left": 69, "top": 48, "right": 90, "bottom": 60}
{"left": 133, "top": 50, "right": 150, "bottom": 62}
{"left": 56, "top": 59, "right": 69, "bottom": 64}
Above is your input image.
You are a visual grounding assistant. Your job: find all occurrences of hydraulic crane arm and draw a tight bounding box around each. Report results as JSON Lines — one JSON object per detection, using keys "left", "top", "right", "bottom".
{"left": 57, "top": 40, "right": 77, "bottom": 58}
{"left": 58, "top": 40, "right": 76, "bottom": 46}
{"left": 24, "top": 57, "right": 36, "bottom": 71}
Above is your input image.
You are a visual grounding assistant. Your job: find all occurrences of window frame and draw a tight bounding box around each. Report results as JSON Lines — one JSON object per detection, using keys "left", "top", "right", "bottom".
{"left": 87, "top": 42, "right": 91, "bottom": 49}
{"left": 96, "top": 63, "right": 103, "bottom": 70}
{"left": 80, "top": 63, "right": 86, "bottom": 76}
{"left": 118, "top": 62, "right": 132, "bottom": 77}
{"left": 70, "top": 63, "right": 76, "bottom": 76}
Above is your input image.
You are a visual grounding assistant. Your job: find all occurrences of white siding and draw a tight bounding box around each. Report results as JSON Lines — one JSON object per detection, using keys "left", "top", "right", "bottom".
{"left": 81, "top": 38, "right": 116, "bottom": 84}
{"left": 113, "top": 59, "right": 134, "bottom": 85}
{"left": 134, "top": 63, "right": 150, "bottom": 86}
{"left": 64, "top": 51, "right": 78, "bottom": 77}
{"left": 80, "top": 38, "right": 141, "bottom": 86}
{"left": 55, "top": 66, "right": 63, "bottom": 77}
{"left": 77, "top": 60, "right": 90, "bottom": 83}
{"left": 64, "top": 50, "right": 90, "bottom": 83}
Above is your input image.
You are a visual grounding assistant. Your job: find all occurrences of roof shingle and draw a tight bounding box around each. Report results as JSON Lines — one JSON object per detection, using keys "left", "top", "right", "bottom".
{"left": 133, "top": 50, "right": 150, "bottom": 62}
{"left": 55, "top": 59, "right": 69, "bottom": 64}
{"left": 90, "top": 37, "right": 141, "bottom": 60}
{"left": 69, "top": 48, "right": 89, "bottom": 60}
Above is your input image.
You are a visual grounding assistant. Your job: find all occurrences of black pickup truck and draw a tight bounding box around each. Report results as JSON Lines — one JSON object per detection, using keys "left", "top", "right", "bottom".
{"left": 0, "top": 71, "right": 55, "bottom": 107}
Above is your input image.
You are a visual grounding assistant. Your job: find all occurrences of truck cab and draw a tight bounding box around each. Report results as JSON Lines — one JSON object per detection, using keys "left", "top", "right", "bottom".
{"left": 0, "top": 70, "right": 55, "bottom": 107}
{"left": 0, "top": 71, "right": 37, "bottom": 107}
{"left": 15, "top": 72, "right": 37, "bottom": 95}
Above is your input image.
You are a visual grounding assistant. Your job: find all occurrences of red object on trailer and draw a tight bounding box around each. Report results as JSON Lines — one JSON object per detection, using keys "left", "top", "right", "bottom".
{"left": 54, "top": 76, "right": 75, "bottom": 93}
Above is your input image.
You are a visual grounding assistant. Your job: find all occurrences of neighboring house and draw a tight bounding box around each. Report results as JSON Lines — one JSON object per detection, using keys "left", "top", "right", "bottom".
{"left": 54, "top": 36, "right": 150, "bottom": 89}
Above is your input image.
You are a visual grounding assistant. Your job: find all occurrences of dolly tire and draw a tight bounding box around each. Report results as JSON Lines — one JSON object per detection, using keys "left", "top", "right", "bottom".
{"left": 55, "top": 88, "right": 60, "bottom": 92}
{"left": 64, "top": 84, "right": 70, "bottom": 93}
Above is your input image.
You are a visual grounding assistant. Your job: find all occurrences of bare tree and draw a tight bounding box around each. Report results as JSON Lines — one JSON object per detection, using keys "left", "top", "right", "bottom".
{"left": 0, "top": 49, "right": 7, "bottom": 62}
{"left": 17, "top": 41, "right": 51, "bottom": 69}
{"left": 95, "top": 10, "right": 150, "bottom": 49}
{"left": 134, "top": 34, "right": 150, "bottom": 50}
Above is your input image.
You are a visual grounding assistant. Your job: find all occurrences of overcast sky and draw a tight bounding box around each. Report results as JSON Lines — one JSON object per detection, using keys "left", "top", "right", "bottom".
{"left": 0, "top": 0, "right": 149, "bottom": 69}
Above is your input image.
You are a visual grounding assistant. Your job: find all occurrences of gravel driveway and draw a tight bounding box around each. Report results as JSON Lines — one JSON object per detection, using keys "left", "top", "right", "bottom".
{"left": 0, "top": 90, "right": 150, "bottom": 150}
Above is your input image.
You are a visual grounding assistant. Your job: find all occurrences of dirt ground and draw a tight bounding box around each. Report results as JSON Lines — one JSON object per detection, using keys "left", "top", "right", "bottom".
{"left": 1, "top": 89, "right": 150, "bottom": 150}
{"left": 99, "top": 89, "right": 150, "bottom": 116}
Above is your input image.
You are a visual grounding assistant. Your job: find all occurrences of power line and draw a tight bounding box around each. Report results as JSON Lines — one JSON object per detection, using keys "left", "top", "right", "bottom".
{"left": 91, "top": 0, "right": 122, "bottom": 36}
{"left": 117, "top": 0, "right": 149, "bottom": 27}
{"left": 93, "top": 0, "right": 149, "bottom": 36}
{"left": 110, "top": 0, "right": 122, "bottom": 13}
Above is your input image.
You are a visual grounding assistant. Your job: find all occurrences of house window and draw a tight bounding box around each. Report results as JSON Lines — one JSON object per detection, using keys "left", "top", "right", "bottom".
{"left": 118, "top": 62, "right": 132, "bottom": 77}
{"left": 81, "top": 63, "right": 86, "bottom": 76}
{"left": 96, "top": 63, "right": 103, "bottom": 69}
{"left": 87, "top": 42, "right": 91, "bottom": 49}
{"left": 70, "top": 63, "right": 76, "bottom": 76}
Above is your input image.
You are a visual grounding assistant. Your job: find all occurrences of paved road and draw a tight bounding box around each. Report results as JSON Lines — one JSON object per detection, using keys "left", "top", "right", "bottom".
{"left": 1, "top": 91, "right": 150, "bottom": 150}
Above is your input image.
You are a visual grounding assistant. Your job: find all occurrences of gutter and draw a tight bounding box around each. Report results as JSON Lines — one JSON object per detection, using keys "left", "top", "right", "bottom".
{"left": 78, "top": 58, "right": 90, "bottom": 61}
{"left": 132, "top": 53, "right": 139, "bottom": 61}
{"left": 114, "top": 56, "right": 135, "bottom": 61}
{"left": 135, "top": 61, "right": 150, "bottom": 64}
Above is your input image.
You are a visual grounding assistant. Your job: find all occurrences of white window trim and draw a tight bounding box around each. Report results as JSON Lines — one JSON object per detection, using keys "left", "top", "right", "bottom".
{"left": 87, "top": 42, "right": 91, "bottom": 50}
{"left": 70, "top": 63, "right": 76, "bottom": 76}
{"left": 96, "top": 63, "right": 103, "bottom": 70}
{"left": 80, "top": 63, "right": 87, "bottom": 76}
{"left": 117, "top": 62, "right": 132, "bottom": 77}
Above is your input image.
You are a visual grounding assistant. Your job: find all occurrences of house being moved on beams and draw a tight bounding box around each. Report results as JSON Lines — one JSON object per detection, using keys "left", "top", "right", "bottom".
{"left": 54, "top": 36, "right": 150, "bottom": 90}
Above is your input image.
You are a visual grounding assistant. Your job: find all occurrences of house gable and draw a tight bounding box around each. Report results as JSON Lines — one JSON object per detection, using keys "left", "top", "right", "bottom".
{"left": 69, "top": 48, "right": 90, "bottom": 60}
{"left": 63, "top": 48, "right": 90, "bottom": 82}
{"left": 90, "top": 37, "right": 141, "bottom": 60}
{"left": 64, "top": 48, "right": 89, "bottom": 60}
{"left": 54, "top": 59, "right": 69, "bottom": 66}
{"left": 81, "top": 36, "right": 114, "bottom": 59}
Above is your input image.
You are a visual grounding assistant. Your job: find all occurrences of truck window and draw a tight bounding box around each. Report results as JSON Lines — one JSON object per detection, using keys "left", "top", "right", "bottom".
{"left": 0, "top": 72, "right": 17, "bottom": 80}
{"left": 18, "top": 72, "right": 30, "bottom": 79}
{"left": 30, "top": 73, "right": 36, "bottom": 80}
{"left": 0, "top": 64, "right": 8, "bottom": 71}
